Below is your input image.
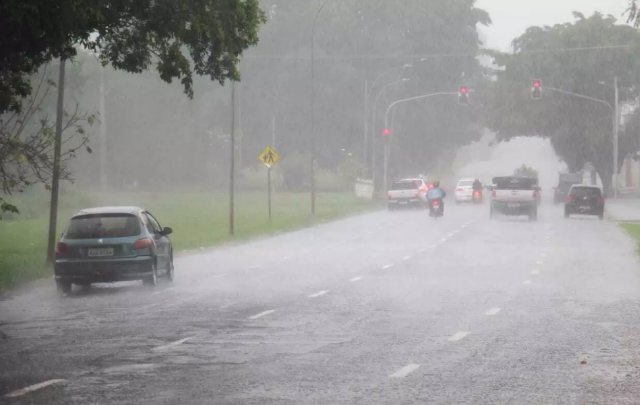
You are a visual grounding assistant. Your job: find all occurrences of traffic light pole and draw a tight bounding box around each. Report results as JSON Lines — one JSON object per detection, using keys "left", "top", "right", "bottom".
{"left": 370, "top": 78, "right": 410, "bottom": 192}
{"left": 381, "top": 92, "right": 457, "bottom": 193}
{"left": 544, "top": 86, "right": 617, "bottom": 197}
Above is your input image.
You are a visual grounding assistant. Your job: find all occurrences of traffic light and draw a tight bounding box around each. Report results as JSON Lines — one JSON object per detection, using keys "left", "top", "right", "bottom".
{"left": 458, "top": 86, "right": 469, "bottom": 105}
{"left": 532, "top": 79, "right": 542, "bottom": 99}
{"left": 383, "top": 128, "right": 391, "bottom": 136}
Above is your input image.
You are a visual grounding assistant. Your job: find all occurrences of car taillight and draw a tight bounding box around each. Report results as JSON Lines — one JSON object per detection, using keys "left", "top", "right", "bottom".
{"left": 533, "top": 191, "right": 540, "bottom": 199}
{"left": 133, "top": 238, "right": 153, "bottom": 250}
{"left": 598, "top": 196, "right": 605, "bottom": 205}
{"left": 566, "top": 195, "right": 573, "bottom": 202}
{"left": 55, "top": 242, "right": 69, "bottom": 255}
{"left": 432, "top": 200, "right": 439, "bottom": 205}
{"left": 456, "top": 188, "right": 463, "bottom": 192}
{"left": 491, "top": 190, "right": 496, "bottom": 199}
{"left": 388, "top": 192, "right": 392, "bottom": 198}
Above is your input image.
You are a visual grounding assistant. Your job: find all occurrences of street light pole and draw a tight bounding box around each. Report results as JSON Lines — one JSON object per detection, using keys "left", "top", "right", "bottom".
{"left": 364, "top": 64, "right": 413, "bottom": 169}
{"left": 371, "top": 78, "right": 410, "bottom": 190}
{"left": 310, "top": 0, "right": 330, "bottom": 215}
{"left": 229, "top": 80, "right": 236, "bottom": 235}
{"left": 98, "top": 65, "right": 108, "bottom": 192}
{"left": 382, "top": 92, "right": 457, "bottom": 193}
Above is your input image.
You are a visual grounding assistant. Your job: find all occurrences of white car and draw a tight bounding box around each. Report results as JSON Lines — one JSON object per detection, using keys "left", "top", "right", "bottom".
{"left": 454, "top": 178, "right": 476, "bottom": 203}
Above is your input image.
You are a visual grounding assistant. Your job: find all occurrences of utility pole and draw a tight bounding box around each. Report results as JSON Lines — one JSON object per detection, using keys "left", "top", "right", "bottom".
{"left": 310, "top": 0, "right": 330, "bottom": 215}
{"left": 363, "top": 79, "right": 368, "bottom": 169}
{"left": 98, "top": 65, "right": 108, "bottom": 192}
{"left": 614, "top": 76, "right": 619, "bottom": 199}
{"left": 46, "top": 58, "right": 67, "bottom": 265}
{"left": 229, "top": 80, "right": 236, "bottom": 235}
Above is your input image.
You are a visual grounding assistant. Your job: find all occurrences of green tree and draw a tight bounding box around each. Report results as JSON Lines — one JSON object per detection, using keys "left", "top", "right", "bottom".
{"left": 484, "top": 12, "right": 640, "bottom": 191}
{"left": 0, "top": 0, "right": 265, "bottom": 115}
{"left": 514, "top": 164, "right": 538, "bottom": 179}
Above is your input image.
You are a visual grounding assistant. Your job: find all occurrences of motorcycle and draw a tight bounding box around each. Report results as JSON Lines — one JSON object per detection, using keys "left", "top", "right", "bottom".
{"left": 429, "top": 199, "right": 443, "bottom": 219}
{"left": 472, "top": 190, "right": 483, "bottom": 204}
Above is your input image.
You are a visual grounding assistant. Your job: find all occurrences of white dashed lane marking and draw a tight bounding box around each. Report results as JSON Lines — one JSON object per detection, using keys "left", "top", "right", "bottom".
{"left": 249, "top": 310, "right": 276, "bottom": 320}
{"left": 430, "top": 244, "right": 438, "bottom": 248}
{"left": 536, "top": 260, "right": 544, "bottom": 265}
{"left": 247, "top": 265, "right": 262, "bottom": 270}
{"left": 153, "top": 337, "right": 192, "bottom": 351}
{"left": 448, "top": 331, "right": 470, "bottom": 342}
{"left": 402, "top": 256, "right": 411, "bottom": 261}
{"left": 523, "top": 280, "right": 532, "bottom": 285}
{"left": 485, "top": 308, "right": 502, "bottom": 316}
{"left": 350, "top": 277, "right": 364, "bottom": 283}
{"left": 4, "top": 379, "right": 68, "bottom": 398}
{"left": 381, "top": 264, "right": 394, "bottom": 270}
{"left": 418, "top": 248, "right": 426, "bottom": 253}
{"left": 440, "top": 238, "right": 448, "bottom": 242}
{"left": 389, "top": 364, "right": 421, "bottom": 378}
{"left": 531, "top": 269, "right": 540, "bottom": 275}
{"left": 308, "top": 290, "right": 329, "bottom": 298}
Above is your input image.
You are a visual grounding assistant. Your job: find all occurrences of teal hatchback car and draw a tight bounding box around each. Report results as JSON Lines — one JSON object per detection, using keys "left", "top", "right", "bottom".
{"left": 54, "top": 206, "right": 174, "bottom": 294}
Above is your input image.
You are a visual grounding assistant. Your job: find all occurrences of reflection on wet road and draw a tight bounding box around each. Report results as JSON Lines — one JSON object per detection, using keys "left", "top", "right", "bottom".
{"left": 3, "top": 203, "right": 640, "bottom": 404}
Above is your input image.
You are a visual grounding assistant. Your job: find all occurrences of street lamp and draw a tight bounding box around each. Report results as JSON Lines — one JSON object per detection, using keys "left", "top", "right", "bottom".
{"left": 381, "top": 91, "right": 458, "bottom": 192}
{"left": 363, "top": 63, "right": 413, "bottom": 165}
{"left": 370, "top": 78, "right": 410, "bottom": 190}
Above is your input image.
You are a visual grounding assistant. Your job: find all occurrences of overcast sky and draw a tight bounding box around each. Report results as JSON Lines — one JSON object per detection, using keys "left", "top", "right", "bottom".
{"left": 477, "top": 0, "right": 631, "bottom": 50}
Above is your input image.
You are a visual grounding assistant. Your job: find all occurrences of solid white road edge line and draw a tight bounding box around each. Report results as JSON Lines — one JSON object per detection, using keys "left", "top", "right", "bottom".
{"left": 4, "top": 379, "right": 68, "bottom": 398}
{"left": 249, "top": 310, "right": 276, "bottom": 320}
{"left": 153, "top": 337, "right": 192, "bottom": 351}
{"left": 308, "top": 290, "right": 329, "bottom": 298}
{"left": 485, "top": 308, "right": 502, "bottom": 316}
{"left": 389, "top": 364, "right": 421, "bottom": 378}
{"left": 448, "top": 331, "right": 470, "bottom": 342}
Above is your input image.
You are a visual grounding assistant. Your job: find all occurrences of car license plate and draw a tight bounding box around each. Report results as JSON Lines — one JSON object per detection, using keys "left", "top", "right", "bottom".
{"left": 399, "top": 201, "right": 408, "bottom": 205}
{"left": 508, "top": 203, "right": 520, "bottom": 208}
{"left": 580, "top": 206, "right": 590, "bottom": 210}
{"left": 88, "top": 248, "right": 114, "bottom": 257}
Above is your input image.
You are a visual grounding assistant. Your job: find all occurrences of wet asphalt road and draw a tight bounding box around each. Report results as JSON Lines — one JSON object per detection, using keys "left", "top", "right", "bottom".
{"left": 2, "top": 202, "right": 640, "bottom": 404}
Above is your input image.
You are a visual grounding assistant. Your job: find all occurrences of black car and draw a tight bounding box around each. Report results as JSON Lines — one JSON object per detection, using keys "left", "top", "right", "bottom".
{"left": 553, "top": 182, "right": 579, "bottom": 204}
{"left": 564, "top": 185, "right": 605, "bottom": 220}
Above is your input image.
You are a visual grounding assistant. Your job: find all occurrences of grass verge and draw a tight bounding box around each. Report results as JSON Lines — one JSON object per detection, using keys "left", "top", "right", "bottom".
{"left": 0, "top": 191, "right": 381, "bottom": 291}
{"left": 620, "top": 223, "right": 640, "bottom": 254}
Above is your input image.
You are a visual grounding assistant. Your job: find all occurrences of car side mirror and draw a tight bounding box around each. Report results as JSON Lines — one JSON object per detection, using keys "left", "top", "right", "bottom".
{"left": 162, "top": 227, "right": 173, "bottom": 236}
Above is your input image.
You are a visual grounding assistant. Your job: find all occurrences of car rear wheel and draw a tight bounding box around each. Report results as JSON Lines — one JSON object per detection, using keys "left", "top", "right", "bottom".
{"left": 598, "top": 213, "right": 604, "bottom": 220}
{"left": 56, "top": 279, "right": 72, "bottom": 295}
{"left": 143, "top": 264, "right": 158, "bottom": 287}
{"left": 564, "top": 209, "right": 570, "bottom": 218}
{"left": 529, "top": 209, "right": 537, "bottom": 221}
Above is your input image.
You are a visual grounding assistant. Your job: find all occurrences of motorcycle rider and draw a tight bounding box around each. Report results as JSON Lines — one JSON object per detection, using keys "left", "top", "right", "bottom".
{"left": 426, "top": 180, "right": 447, "bottom": 214}
{"left": 472, "top": 179, "right": 483, "bottom": 201}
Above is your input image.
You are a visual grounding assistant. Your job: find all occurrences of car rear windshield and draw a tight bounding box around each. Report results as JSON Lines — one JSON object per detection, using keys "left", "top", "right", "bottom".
{"left": 570, "top": 187, "right": 601, "bottom": 197}
{"left": 458, "top": 180, "right": 474, "bottom": 187}
{"left": 391, "top": 181, "right": 419, "bottom": 190}
{"left": 493, "top": 177, "right": 536, "bottom": 190}
{"left": 65, "top": 214, "right": 141, "bottom": 239}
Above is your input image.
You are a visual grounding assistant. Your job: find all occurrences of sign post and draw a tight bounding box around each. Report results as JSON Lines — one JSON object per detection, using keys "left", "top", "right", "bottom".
{"left": 258, "top": 146, "right": 280, "bottom": 222}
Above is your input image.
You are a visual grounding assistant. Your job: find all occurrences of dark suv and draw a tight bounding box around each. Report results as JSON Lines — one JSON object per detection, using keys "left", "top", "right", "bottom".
{"left": 564, "top": 185, "right": 605, "bottom": 220}
{"left": 553, "top": 182, "right": 579, "bottom": 204}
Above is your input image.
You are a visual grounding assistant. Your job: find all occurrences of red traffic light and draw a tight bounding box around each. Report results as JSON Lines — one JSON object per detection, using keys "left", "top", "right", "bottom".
{"left": 459, "top": 86, "right": 468, "bottom": 94}
{"left": 383, "top": 128, "right": 391, "bottom": 136}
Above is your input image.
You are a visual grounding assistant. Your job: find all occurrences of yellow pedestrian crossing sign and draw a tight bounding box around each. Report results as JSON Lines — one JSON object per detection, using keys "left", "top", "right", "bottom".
{"left": 259, "top": 146, "right": 279, "bottom": 168}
